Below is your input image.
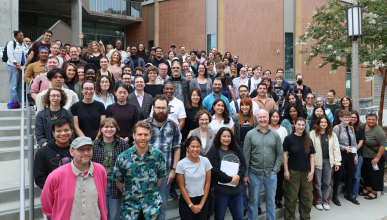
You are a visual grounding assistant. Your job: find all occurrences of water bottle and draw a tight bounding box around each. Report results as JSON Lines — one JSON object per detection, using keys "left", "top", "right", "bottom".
{"left": 372, "top": 160, "right": 379, "bottom": 171}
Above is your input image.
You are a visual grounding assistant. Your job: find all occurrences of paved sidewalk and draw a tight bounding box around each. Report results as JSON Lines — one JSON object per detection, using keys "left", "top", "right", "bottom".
{"left": 276, "top": 192, "right": 387, "bottom": 220}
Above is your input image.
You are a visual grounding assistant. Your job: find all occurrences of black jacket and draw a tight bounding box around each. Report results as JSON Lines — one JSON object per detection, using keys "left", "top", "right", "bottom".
{"left": 207, "top": 146, "right": 247, "bottom": 187}
{"left": 288, "top": 84, "right": 312, "bottom": 100}
{"left": 33, "top": 140, "right": 72, "bottom": 189}
{"left": 35, "top": 107, "right": 75, "bottom": 147}
{"left": 150, "top": 57, "right": 172, "bottom": 76}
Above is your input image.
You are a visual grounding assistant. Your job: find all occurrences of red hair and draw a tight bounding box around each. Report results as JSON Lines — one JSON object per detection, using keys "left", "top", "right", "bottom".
{"left": 238, "top": 97, "right": 254, "bottom": 126}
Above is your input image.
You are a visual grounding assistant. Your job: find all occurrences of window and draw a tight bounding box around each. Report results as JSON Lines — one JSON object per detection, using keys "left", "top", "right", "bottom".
{"left": 284, "top": 32, "right": 294, "bottom": 80}
{"left": 207, "top": 34, "right": 216, "bottom": 54}
{"left": 82, "top": 22, "right": 124, "bottom": 48}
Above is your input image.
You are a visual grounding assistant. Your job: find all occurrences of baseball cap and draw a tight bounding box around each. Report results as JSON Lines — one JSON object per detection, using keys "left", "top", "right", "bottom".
{"left": 172, "top": 57, "right": 179, "bottom": 62}
{"left": 150, "top": 47, "right": 156, "bottom": 51}
{"left": 170, "top": 44, "right": 176, "bottom": 48}
{"left": 145, "top": 63, "right": 153, "bottom": 67}
{"left": 38, "top": 46, "right": 49, "bottom": 52}
{"left": 70, "top": 137, "right": 93, "bottom": 149}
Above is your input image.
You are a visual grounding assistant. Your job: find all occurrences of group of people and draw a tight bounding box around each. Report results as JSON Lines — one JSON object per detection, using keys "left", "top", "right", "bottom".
{"left": 6, "top": 30, "right": 385, "bottom": 220}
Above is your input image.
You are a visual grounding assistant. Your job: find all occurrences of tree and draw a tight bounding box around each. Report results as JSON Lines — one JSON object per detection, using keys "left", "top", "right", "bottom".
{"left": 296, "top": 0, "right": 387, "bottom": 126}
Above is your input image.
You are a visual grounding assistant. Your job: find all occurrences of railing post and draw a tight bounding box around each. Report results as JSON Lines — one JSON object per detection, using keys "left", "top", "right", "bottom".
{"left": 28, "top": 134, "right": 35, "bottom": 220}
{"left": 20, "top": 68, "right": 25, "bottom": 220}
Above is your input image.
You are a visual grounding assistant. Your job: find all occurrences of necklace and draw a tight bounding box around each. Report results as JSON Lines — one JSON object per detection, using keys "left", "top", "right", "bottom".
{"left": 50, "top": 109, "right": 60, "bottom": 120}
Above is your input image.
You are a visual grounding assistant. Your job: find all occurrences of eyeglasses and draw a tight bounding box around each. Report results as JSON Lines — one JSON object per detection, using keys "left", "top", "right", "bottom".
{"left": 50, "top": 95, "right": 61, "bottom": 98}
{"left": 306, "top": 97, "right": 314, "bottom": 99}
{"left": 77, "top": 147, "right": 92, "bottom": 152}
{"left": 154, "top": 106, "right": 168, "bottom": 111}
{"left": 83, "top": 88, "right": 94, "bottom": 91}
{"left": 122, "top": 78, "right": 131, "bottom": 81}
{"left": 55, "top": 128, "right": 72, "bottom": 133}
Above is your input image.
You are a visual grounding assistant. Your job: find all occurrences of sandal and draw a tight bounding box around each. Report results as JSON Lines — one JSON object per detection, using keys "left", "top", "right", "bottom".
{"left": 364, "top": 191, "right": 378, "bottom": 200}
{"left": 359, "top": 189, "right": 371, "bottom": 196}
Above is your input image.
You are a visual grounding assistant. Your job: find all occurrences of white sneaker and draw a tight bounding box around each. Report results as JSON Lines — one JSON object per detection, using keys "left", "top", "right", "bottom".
{"left": 323, "top": 204, "right": 330, "bottom": 210}
{"left": 316, "top": 204, "right": 323, "bottom": 210}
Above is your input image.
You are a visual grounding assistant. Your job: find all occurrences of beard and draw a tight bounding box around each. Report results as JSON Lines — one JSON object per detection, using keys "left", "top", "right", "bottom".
{"left": 153, "top": 111, "right": 168, "bottom": 122}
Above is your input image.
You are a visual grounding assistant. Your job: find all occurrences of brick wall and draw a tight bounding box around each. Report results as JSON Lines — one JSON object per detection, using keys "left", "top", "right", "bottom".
{"left": 126, "top": 6, "right": 148, "bottom": 48}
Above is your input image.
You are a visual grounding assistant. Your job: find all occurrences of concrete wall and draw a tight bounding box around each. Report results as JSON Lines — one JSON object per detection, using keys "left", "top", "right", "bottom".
{"left": 36, "top": 20, "right": 73, "bottom": 45}
{"left": 0, "top": 0, "right": 19, "bottom": 103}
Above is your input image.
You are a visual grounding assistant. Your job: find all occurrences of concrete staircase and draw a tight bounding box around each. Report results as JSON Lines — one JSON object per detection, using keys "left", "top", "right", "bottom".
{"left": 0, "top": 104, "right": 42, "bottom": 220}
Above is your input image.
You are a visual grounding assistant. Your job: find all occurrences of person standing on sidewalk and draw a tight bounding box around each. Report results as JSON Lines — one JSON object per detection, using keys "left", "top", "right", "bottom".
{"left": 6, "top": 31, "right": 29, "bottom": 104}
{"left": 283, "top": 117, "right": 315, "bottom": 220}
{"left": 243, "top": 109, "right": 283, "bottom": 220}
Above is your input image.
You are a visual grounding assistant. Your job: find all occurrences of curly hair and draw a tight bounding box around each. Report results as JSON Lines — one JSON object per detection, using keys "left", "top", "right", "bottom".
{"left": 84, "top": 41, "right": 103, "bottom": 59}
{"left": 97, "top": 118, "right": 120, "bottom": 139}
{"left": 309, "top": 106, "right": 327, "bottom": 128}
{"left": 210, "top": 99, "right": 231, "bottom": 124}
{"left": 84, "top": 63, "right": 98, "bottom": 76}
{"left": 42, "top": 87, "right": 68, "bottom": 108}
{"left": 63, "top": 63, "right": 79, "bottom": 83}
{"left": 194, "top": 109, "right": 212, "bottom": 124}
{"left": 238, "top": 97, "right": 254, "bottom": 126}
{"left": 286, "top": 93, "right": 308, "bottom": 119}
{"left": 146, "top": 66, "right": 159, "bottom": 76}
{"left": 213, "top": 127, "right": 237, "bottom": 151}
{"left": 312, "top": 115, "right": 333, "bottom": 137}
{"left": 110, "top": 51, "right": 122, "bottom": 66}
{"left": 95, "top": 75, "right": 114, "bottom": 96}
{"left": 284, "top": 103, "right": 305, "bottom": 124}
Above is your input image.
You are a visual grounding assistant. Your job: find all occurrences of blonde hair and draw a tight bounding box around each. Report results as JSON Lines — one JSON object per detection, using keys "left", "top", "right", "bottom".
{"left": 85, "top": 41, "right": 103, "bottom": 59}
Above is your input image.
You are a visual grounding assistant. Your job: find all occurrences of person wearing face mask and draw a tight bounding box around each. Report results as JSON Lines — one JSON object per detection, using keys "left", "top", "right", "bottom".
{"left": 189, "top": 63, "right": 212, "bottom": 99}
{"left": 61, "top": 46, "right": 88, "bottom": 69}
{"left": 92, "top": 118, "right": 130, "bottom": 220}
{"left": 164, "top": 61, "right": 190, "bottom": 106}
{"left": 232, "top": 67, "right": 249, "bottom": 100}
{"left": 106, "top": 39, "right": 127, "bottom": 63}
{"left": 230, "top": 85, "right": 259, "bottom": 116}
{"left": 84, "top": 63, "right": 98, "bottom": 83}
{"left": 97, "top": 57, "right": 115, "bottom": 82}
{"left": 288, "top": 74, "right": 312, "bottom": 101}
{"left": 64, "top": 63, "right": 83, "bottom": 100}
{"left": 35, "top": 68, "right": 79, "bottom": 113}
{"left": 123, "top": 45, "right": 146, "bottom": 74}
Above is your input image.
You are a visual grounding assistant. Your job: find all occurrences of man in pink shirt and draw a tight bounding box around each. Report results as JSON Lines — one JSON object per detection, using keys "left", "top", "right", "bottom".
{"left": 40, "top": 136, "right": 107, "bottom": 220}
{"left": 30, "top": 56, "right": 60, "bottom": 100}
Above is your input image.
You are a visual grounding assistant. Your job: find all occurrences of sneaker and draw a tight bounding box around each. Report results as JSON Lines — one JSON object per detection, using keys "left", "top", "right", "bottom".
{"left": 323, "top": 204, "right": 330, "bottom": 210}
{"left": 316, "top": 204, "right": 323, "bottom": 210}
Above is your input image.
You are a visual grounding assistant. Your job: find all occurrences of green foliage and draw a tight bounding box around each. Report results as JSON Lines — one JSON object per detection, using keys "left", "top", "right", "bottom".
{"left": 297, "top": 0, "right": 387, "bottom": 79}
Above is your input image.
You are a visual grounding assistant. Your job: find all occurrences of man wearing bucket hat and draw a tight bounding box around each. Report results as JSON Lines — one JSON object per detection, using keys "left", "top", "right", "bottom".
{"left": 41, "top": 136, "right": 108, "bottom": 220}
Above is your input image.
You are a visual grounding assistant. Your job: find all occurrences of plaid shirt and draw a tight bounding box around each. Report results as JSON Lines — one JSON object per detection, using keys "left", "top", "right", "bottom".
{"left": 92, "top": 138, "right": 130, "bottom": 199}
{"left": 147, "top": 118, "right": 181, "bottom": 170}
{"left": 156, "top": 76, "right": 166, "bottom": 85}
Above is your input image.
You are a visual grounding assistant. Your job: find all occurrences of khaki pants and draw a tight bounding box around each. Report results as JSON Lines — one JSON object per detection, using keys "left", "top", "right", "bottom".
{"left": 284, "top": 169, "right": 313, "bottom": 220}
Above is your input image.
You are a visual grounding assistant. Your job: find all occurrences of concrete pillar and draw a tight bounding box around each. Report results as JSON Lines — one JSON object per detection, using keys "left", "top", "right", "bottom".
{"left": 217, "top": 0, "right": 225, "bottom": 54}
{"left": 294, "top": 0, "right": 302, "bottom": 76}
{"left": 154, "top": 0, "right": 159, "bottom": 47}
{"left": 71, "top": 0, "right": 82, "bottom": 46}
{"left": 0, "top": 0, "right": 18, "bottom": 102}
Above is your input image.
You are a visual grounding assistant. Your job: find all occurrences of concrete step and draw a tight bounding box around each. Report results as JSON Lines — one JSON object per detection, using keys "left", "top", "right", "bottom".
{"left": 0, "top": 197, "right": 42, "bottom": 220}
{"left": 0, "top": 146, "right": 38, "bottom": 162}
{"left": 0, "top": 107, "right": 34, "bottom": 118}
{"left": 0, "top": 125, "right": 35, "bottom": 137}
{"left": 0, "top": 135, "right": 30, "bottom": 148}
{"left": 0, "top": 180, "right": 41, "bottom": 204}
{"left": 0, "top": 117, "right": 35, "bottom": 127}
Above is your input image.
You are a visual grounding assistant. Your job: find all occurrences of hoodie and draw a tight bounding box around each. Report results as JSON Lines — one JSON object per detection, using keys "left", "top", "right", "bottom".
{"left": 33, "top": 139, "right": 72, "bottom": 189}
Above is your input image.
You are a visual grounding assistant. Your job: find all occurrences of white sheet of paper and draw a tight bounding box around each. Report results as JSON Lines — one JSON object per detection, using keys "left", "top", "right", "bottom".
{"left": 218, "top": 160, "right": 239, "bottom": 187}
{"left": 351, "top": 147, "right": 357, "bottom": 154}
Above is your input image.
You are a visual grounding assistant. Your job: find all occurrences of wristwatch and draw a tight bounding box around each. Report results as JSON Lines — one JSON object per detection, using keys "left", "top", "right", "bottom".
{"left": 171, "top": 168, "right": 176, "bottom": 171}
{"left": 189, "top": 203, "right": 193, "bottom": 208}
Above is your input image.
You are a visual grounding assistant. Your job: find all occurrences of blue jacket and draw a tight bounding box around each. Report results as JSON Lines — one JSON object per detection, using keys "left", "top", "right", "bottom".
{"left": 123, "top": 56, "right": 146, "bottom": 75}
{"left": 203, "top": 92, "right": 232, "bottom": 118}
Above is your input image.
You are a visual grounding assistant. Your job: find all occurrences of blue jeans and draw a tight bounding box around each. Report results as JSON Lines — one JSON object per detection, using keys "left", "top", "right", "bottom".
{"left": 248, "top": 171, "right": 277, "bottom": 220}
{"left": 8, "top": 65, "right": 22, "bottom": 103}
{"left": 352, "top": 155, "right": 363, "bottom": 197}
{"left": 157, "top": 172, "right": 171, "bottom": 220}
{"left": 215, "top": 191, "right": 244, "bottom": 220}
{"left": 105, "top": 180, "right": 121, "bottom": 220}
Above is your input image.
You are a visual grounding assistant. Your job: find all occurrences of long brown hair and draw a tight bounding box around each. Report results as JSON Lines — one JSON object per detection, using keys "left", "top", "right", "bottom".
{"left": 340, "top": 95, "right": 353, "bottom": 111}
{"left": 262, "top": 78, "right": 274, "bottom": 95}
{"left": 312, "top": 115, "right": 333, "bottom": 137}
{"left": 187, "top": 88, "right": 204, "bottom": 110}
{"left": 97, "top": 118, "right": 120, "bottom": 139}
{"left": 63, "top": 63, "right": 79, "bottom": 83}
{"left": 350, "top": 110, "right": 361, "bottom": 132}
{"left": 210, "top": 99, "right": 231, "bottom": 124}
{"left": 238, "top": 97, "right": 254, "bottom": 126}
{"left": 230, "top": 63, "right": 238, "bottom": 78}
{"left": 293, "top": 117, "right": 312, "bottom": 157}
{"left": 95, "top": 75, "right": 114, "bottom": 95}
{"left": 42, "top": 87, "right": 68, "bottom": 108}
{"left": 110, "top": 51, "right": 122, "bottom": 66}
{"left": 85, "top": 41, "right": 103, "bottom": 59}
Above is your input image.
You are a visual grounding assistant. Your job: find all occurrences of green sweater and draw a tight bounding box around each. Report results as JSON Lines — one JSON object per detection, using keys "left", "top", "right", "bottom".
{"left": 363, "top": 124, "right": 386, "bottom": 158}
{"left": 243, "top": 127, "right": 284, "bottom": 178}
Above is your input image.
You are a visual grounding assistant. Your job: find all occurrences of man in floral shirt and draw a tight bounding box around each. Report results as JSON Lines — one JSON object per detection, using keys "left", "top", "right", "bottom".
{"left": 111, "top": 121, "right": 167, "bottom": 220}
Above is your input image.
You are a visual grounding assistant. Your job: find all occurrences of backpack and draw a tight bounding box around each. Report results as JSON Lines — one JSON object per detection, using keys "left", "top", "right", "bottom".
{"left": 26, "top": 73, "right": 45, "bottom": 105}
{"left": 2, "top": 41, "right": 17, "bottom": 63}
{"left": 233, "top": 100, "right": 239, "bottom": 114}
{"left": 28, "top": 41, "right": 40, "bottom": 64}
{"left": 338, "top": 124, "right": 353, "bottom": 135}
{"left": 248, "top": 78, "right": 251, "bottom": 91}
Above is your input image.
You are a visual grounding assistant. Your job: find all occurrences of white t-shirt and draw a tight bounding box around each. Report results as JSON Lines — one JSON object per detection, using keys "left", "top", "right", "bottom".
{"left": 208, "top": 114, "right": 235, "bottom": 133}
{"left": 272, "top": 126, "right": 288, "bottom": 143}
{"left": 176, "top": 156, "right": 212, "bottom": 197}
{"left": 229, "top": 99, "right": 260, "bottom": 116}
{"left": 249, "top": 77, "right": 262, "bottom": 93}
{"left": 150, "top": 97, "right": 187, "bottom": 125}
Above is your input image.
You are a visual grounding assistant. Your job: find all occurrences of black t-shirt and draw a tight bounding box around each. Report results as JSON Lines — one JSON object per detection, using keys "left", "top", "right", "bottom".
{"left": 65, "top": 81, "right": 75, "bottom": 91}
{"left": 71, "top": 101, "right": 106, "bottom": 139}
{"left": 144, "top": 84, "right": 164, "bottom": 98}
{"left": 239, "top": 119, "right": 254, "bottom": 146}
{"left": 182, "top": 106, "right": 200, "bottom": 140}
{"left": 81, "top": 53, "right": 103, "bottom": 70}
{"left": 355, "top": 125, "right": 366, "bottom": 156}
{"left": 283, "top": 134, "right": 316, "bottom": 171}
{"left": 131, "top": 55, "right": 139, "bottom": 69}
{"left": 321, "top": 133, "right": 329, "bottom": 159}
{"left": 274, "top": 86, "right": 287, "bottom": 106}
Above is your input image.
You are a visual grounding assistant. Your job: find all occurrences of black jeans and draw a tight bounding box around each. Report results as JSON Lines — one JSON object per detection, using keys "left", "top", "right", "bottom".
{"left": 179, "top": 195, "right": 209, "bottom": 220}
{"left": 333, "top": 151, "right": 355, "bottom": 195}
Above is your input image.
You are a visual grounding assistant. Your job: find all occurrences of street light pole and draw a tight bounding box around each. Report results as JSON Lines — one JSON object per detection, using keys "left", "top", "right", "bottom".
{"left": 352, "top": 38, "right": 360, "bottom": 111}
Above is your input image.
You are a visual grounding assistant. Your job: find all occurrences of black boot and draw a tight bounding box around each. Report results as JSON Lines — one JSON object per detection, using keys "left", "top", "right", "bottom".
{"left": 346, "top": 193, "right": 360, "bottom": 205}
{"left": 332, "top": 194, "right": 341, "bottom": 206}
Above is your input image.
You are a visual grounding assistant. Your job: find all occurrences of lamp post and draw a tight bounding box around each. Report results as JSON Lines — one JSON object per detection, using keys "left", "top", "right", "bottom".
{"left": 346, "top": 3, "right": 363, "bottom": 111}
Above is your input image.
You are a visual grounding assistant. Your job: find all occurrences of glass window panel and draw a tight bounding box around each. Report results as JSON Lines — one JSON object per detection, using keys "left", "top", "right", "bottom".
{"left": 285, "top": 71, "right": 294, "bottom": 80}
{"left": 346, "top": 73, "right": 351, "bottom": 97}
{"left": 97, "top": 0, "right": 121, "bottom": 14}
{"left": 207, "top": 34, "right": 216, "bottom": 54}
{"left": 346, "top": 55, "right": 351, "bottom": 73}
{"left": 285, "top": 32, "right": 294, "bottom": 71}
{"left": 97, "top": 24, "right": 122, "bottom": 36}
{"left": 99, "top": 36, "right": 122, "bottom": 50}
{"left": 83, "top": 22, "right": 95, "bottom": 34}
{"left": 83, "top": 34, "right": 96, "bottom": 47}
